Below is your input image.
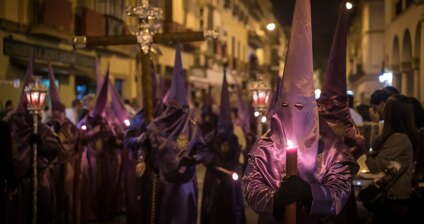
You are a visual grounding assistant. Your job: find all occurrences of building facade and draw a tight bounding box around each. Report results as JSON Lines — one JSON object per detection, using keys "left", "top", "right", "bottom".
{"left": 0, "top": 0, "right": 285, "bottom": 111}
{"left": 347, "top": 0, "right": 423, "bottom": 104}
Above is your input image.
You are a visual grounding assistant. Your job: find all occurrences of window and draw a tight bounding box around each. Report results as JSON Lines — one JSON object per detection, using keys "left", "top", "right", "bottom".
{"left": 115, "top": 79, "right": 123, "bottom": 96}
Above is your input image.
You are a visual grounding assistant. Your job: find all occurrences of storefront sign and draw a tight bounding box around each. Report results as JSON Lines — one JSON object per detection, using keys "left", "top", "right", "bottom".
{"left": 3, "top": 38, "right": 95, "bottom": 69}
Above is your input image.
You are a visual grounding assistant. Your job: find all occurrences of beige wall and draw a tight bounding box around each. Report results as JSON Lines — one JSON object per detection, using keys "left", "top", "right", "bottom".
{"left": 384, "top": 3, "right": 423, "bottom": 99}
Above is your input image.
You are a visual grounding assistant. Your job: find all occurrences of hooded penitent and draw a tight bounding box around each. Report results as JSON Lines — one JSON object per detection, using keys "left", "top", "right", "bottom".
{"left": 266, "top": 75, "right": 281, "bottom": 119}
{"left": 144, "top": 44, "right": 209, "bottom": 224}
{"left": 15, "top": 55, "right": 34, "bottom": 114}
{"left": 201, "top": 66, "right": 246, "bottom": 224}
{"left": 8, "top": 58, "right": 64, "bottom": 224}
{"left": 275, "top": 0, "right": 319, "bottom": 174}
{"left": 78, "top": 70, "right": 123, "bottom": 221}
{"left": 91, "top": 65, "right": 109, "bottom": 119}
{"left": 242, "top": 0, "right": 358, "bottom": 223}
{"left": 122, "top": 58, "right": 168, "bottom": 224}
{"left": 318, "top": 0, "right": 365, "bottom": 160}
{"left": 199, "top": 87, "right": 218, "bottom": 138}
{"left": 47, "top": 63, "right": 82, "bottom": 224}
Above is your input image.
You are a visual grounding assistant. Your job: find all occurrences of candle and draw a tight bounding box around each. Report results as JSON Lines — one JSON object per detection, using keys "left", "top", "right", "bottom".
{"left": 214, "top": 166, "right": 239, "bottom": 181}
{"left": 286, "top": 139, "right": 298, "bottom": 176}
{"left": 285, "top": 139, "right": 298, "bottom": 224}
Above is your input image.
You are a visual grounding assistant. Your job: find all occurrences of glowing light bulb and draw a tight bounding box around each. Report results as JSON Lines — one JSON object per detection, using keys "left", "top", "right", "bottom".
{"left": 346, "top": 2, "right": 353, "bottom": 10}
{"left": 124, "top": 119, "right": 131, "bottom": 127}
{"left": 261, "top": 116, "right": 267, "bottom": 123}
{"left": 232, "top": 173, "right": 239, "bottom": 180}
{"left": 266, "top": 23, "right": 276, "bottom": 31}
{"left": 254, "top": 111, "right": 260, "bottom": 117}
{"left": 81, "top": 125, "right": 87, "bottom": 130}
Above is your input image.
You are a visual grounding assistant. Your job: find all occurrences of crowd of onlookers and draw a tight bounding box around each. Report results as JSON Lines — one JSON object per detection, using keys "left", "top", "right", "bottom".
{"left": 348, "top": 86, "right": 424, "bottom": 223}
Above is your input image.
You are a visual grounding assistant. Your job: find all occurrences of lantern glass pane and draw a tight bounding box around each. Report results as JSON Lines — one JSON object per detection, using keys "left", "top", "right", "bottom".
{"left": 39, "top": 92, "right": 46, "bottom": 108}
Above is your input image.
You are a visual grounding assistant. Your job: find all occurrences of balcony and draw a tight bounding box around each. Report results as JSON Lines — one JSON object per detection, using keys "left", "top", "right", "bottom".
{"left": 76, "top": 8, "right": 105, "bottom": 36}
{"left": 30, "top": 0, "right": 73, "bottom": 40}
{"left": 248, "top": 31, "right": 263, "bottom": 49}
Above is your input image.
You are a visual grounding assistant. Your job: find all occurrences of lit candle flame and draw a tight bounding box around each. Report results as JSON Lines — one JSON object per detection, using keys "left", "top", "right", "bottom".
{"left": 287, "top": 139, "right": 294, "bottom": 148}
{"left": 232, "top": 173, "right": 239, "bottom": 181}
{"left": 124, "top": 119, "right": 131, "bottom": 127}
{"left": 81, "top": 125, "right": 87, "bottom": 130}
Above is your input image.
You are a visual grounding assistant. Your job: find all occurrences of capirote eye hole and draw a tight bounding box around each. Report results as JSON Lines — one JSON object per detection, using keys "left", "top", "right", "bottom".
{"left": 294, "top": 103, "right": 304, "bottom": 110}
{"left": 282, "top": 102, "right": 289, "bottom": 107}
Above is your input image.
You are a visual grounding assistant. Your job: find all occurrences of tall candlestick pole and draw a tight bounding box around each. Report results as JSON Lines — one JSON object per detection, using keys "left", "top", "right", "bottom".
{"left": 285, "top": 140, "right": 298, "bottom": 224}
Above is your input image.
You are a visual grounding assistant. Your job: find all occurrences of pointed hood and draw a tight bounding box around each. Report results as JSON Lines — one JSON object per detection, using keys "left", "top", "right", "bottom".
{"left": 217, "top": 67, "right": 232, "bottom": 133}
{"left": 235, "top": 84, "right": 251, "bottom": 135}
{"left": 47, "top": 63, "right": 65, "bottom": 112}
{"left": 272, "top": 0, "right": 318, "bottom": 173}
{"left": 157, "top": 75, "right": 167, "bottom": 101}
{"left": 318, "top": 1, "right": 366, "bottom": 158}
{"left": 96, "top": 58, "right": 103, "bottom": 95}
{"left": 201, "top": 87, "right": 213, "bottom": 116}
{"left": 267, "top": 75, "right": 281, "bottom": 117}
{"left": 320, "top": 0, "right": 348, "bottom": 100}
{"left": 16, "top": 55, "right": 34, "bottom": 113}
{"left": 166, "top": 44, "right": 188, "bottom": 106}
{"left": 91, "top": 66, "right": 109, "bottom": 117}
{"left": 108, "top": 64, "right": 129, "bottom": 123}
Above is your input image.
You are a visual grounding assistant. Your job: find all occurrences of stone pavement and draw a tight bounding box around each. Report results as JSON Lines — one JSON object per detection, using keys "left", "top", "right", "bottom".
{"left": 85, "top": 165, "right": 259, "bottom": 224}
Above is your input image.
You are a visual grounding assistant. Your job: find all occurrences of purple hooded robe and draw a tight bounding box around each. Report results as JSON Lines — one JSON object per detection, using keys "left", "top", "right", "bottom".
{"left": 7, "top": 58, "right": 65, "bottom": 224}
{"left": 123, "top": 59, "right": 168, "bottom": 224}
{"left": 242, "top": 0, "right": 359, "bottom": 223}
{"left": 317, "top": 2, "right": 366, "bottom": 223}
{"left": 46, "top": 63, "right": 82, "bottom": 224}
{"left": 77, "top": 71, "right": 122, "bottom": 221}
{"left": 142, "top": 44, "right": 210, "bottom": 224}
{"left": 201, "top": 67, "right": 246, "bottom": 224}
{"left": 199, "top": 87, "right": 218, "bottom": 140}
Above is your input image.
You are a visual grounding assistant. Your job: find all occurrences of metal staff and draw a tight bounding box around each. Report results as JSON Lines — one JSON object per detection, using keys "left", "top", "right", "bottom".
{"left": 214, "top": 166, "right": 239, "bottom": 181}
{"left": 24, "top": 76, "right": 48, "bottom": 224}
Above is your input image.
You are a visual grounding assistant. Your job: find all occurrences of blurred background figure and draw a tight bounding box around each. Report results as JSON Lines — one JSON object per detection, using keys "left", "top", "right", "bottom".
{"left": 0, "top": 99, "right": 13, "bottom": 121}
{"left": 124, "top": 99, "right": 136, "bottom": 117}
{"left": 365, "top": 94, "right": 417, "bottom": 223}
{"left": 348, "top": 94, "right": 363, "bottom": 127}
{"left": 78, "top": 93, "right": 95, "bottom": 122}
{"left": 66, "top": 98, "right": 83, "bottom": 125}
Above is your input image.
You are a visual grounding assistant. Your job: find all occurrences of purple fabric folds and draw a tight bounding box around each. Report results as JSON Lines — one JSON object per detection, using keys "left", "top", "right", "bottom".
{"left": 139, "top": 44, "right": 209, "bottom": 224}
{"left": 242, "top": 0, "right": 359, "bottom": 223}
{"left": 201, "top": 66, "right": 246, "bottom": 224}
{"left": 47, "top": 63, "right": 82, "bottom": 224}
{"left": 318, "top": 0, "right": 366, "bottom": 159}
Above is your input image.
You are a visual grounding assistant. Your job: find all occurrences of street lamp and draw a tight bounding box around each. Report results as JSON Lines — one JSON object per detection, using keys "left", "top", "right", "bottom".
{"left": 24, "top": 75, "right": 48, "bottom": 224}
{"left": 266, "top": 23, "right": 276, "bottom": 31}
{"left": 346, "top": 2, "right": 353, "bottom": 10}
{"left": 250, "top": 76, "right": 271, "bottom": 138}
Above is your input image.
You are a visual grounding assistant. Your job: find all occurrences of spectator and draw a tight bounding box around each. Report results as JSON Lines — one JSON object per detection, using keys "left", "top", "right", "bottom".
{"left": 356, "top": 104, "right": 371, "bottom": 122}
{"left": 383, "top": 86, "right": 400, "bottom": 95}
{"left": 41, "top": 105, "right": 51, "bottom": 123}
{"left": 365, "top": 94, "right": 417, "bottom": 223}
{"left": 78, "top": 93, "right": 95, "bottom": 122}
{"left": 409, "top": 97, "right": 424, "bottom": 129}
{"left": 348, "top": 94, "right": 363, "bottom": 126}
{"left": 1, "top": 100, "right": 13, "bottom": 121}
{"left": 66, "top": 98, "right": 82, "bottom": 124}
{"left": 123, "top": 99, "right": 136, "bottom": 117}
{"left": 369, "top": 89, "right": 391, "bottom": 122}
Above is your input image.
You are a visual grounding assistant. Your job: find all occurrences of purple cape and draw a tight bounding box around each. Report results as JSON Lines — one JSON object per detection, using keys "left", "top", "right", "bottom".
{"left": 77, "top": 114, "right": 123, "bottom": 221}
{"left": 242, "top": 0, "right": 359, "bottom": 223}
{"left": 8, "top": 113, "right": 65, "bottom": 224}
{"left": 201, "top": 68, "right": 246, "bottom": 224}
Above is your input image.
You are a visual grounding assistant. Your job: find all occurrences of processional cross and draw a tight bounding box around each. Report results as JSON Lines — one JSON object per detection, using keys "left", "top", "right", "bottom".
{"left": 73, "top": 0, "right": 217, "bottom": 122}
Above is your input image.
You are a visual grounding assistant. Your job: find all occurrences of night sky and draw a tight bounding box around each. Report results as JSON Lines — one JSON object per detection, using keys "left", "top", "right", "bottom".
{"left": 270, "top": 0, "right": 350, "bottom": 74}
